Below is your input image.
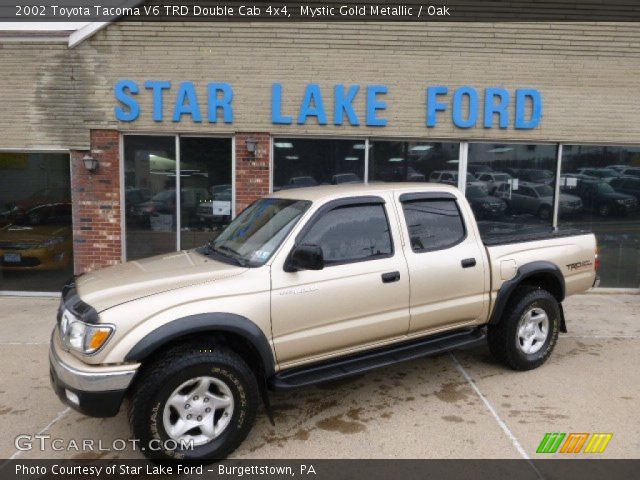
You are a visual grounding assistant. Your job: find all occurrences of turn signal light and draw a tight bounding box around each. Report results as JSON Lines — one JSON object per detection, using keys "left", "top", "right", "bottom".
{"left": 88, "top": 330, "right": 111, "bottom": 350}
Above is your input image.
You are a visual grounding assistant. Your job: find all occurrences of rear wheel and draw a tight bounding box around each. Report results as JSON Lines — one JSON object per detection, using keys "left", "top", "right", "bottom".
{"left": 488, "top": 287, "right": 560, "bottom": 371}
{"left": 128, "top": 345, "right": 259, "bottom": 462}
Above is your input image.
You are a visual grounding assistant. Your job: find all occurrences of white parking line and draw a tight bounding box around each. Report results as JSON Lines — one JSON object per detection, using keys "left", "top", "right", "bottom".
{"left": 7, "top": 407, "right": 71, "bottom": 460}
{"left": 449, "top": 353, "right": 531, "bottom": 460}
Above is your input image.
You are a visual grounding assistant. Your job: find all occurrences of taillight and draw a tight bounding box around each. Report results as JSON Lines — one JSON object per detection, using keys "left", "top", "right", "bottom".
{"left": 595, "top": 245, "right": 601, "bottom": 271}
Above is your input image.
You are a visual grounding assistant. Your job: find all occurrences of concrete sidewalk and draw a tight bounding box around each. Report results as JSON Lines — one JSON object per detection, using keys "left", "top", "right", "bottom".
{"left": 0, "top": 293, "right": 638, "bottom": 459}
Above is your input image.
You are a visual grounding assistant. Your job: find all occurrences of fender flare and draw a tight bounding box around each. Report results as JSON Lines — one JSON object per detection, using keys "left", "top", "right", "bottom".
{"left": 124, "top": 313, "right": 276, "bottom": 376}
{"left": 488, "top": 261, "right": 565, "bottom": 326}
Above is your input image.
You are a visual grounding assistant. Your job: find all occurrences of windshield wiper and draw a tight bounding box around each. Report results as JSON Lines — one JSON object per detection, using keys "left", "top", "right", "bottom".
{"left": 208, "top": 243, "right": 248, "bottom": 267}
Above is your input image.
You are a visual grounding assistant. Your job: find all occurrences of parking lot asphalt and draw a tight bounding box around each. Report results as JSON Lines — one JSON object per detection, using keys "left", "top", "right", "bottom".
{"left": 0, "top": 293, "right": 638, "bottom": 460}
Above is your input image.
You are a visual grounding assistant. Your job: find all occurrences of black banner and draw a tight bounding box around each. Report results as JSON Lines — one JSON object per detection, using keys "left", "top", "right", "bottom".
{"left": 3, "top": 0, "right": 640, "bottom": 22}
{"left": 1, "top": 460, "right": 639, "bottom": 480}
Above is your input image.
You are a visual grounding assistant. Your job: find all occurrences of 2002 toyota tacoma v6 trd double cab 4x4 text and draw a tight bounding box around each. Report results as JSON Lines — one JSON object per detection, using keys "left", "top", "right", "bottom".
{"left": 49, "top": 183, "right": 598, "bottom": 461}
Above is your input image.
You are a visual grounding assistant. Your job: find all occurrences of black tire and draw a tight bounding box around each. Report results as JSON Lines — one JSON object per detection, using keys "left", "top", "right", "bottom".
{"left": 487, "top": 287, "right": 560, "bottom": 371}
{"left": 128, "top": 344, "right": 259, "bottom": 462}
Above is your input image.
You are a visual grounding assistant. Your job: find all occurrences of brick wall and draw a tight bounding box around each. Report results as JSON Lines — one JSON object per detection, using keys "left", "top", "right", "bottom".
{"left": 70, "top": 130, "right": 122, "bottom": 274}
{"left": 235, "top": 133, "right": 271, "bottom": 214}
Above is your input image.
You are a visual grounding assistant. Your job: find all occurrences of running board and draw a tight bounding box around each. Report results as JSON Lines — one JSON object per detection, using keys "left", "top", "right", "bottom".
{"left": 269, "top": 327, "right": 486, "bottom": 391}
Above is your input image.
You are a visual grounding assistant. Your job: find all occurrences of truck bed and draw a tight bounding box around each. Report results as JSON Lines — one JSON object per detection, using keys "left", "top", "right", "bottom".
{"left": 479, "top": 223, "right": 588, "bottom": 246}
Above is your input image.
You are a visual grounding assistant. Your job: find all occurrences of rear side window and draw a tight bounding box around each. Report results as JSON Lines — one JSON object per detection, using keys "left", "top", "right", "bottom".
{"left": 402, "top": 199, "right": 465, "bottom": 252}
{"left": 301, "top": 204, "right": 393, "bottom": 265}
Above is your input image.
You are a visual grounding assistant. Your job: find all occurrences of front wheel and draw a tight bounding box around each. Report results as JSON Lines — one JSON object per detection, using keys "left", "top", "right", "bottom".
{"left": 128, "top": 345, "right": 259, "bottom": 462}
{"left": 488, "top": 287, "right": 560, "bottom": 371}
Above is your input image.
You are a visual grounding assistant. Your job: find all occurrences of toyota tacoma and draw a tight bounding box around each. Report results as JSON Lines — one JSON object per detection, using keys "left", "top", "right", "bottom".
{"left": 49, "top": 183, "right": 598, "bottom": 461}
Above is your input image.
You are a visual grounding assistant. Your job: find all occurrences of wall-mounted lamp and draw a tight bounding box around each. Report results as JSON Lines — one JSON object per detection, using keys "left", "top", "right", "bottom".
{"left": 83, "top": 154, "right": 99, "bottom": 173}
{"left": 245, "top": 138, "right": 258, "bottom": 157}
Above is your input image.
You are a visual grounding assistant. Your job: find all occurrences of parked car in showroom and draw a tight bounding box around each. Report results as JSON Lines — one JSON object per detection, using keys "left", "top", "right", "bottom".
{"left": 475, "top": 171, "right": 513, "bottom": 194}
{"left": 197, "top": 186, "right": 232, "bottom": 226}
{"left": 2, "top": 187, "right": 70, "bottom": 225}
{"left": 0, "top": 203, "right": 72, "bottom": 270}
{"left": 610, "top": 176, "right": 640, "bottom": 201}
{"left": 495, "top": 182, "right": 582, "bottom": 220}
{"left": 49, "top": 183, "right": 597, "bottom": 461}
{"left": 465, "top": 184, "right": 508, "bottom": 219}
{"left": 429, "top": 170, "right": 482, "bottom": 188}
{"left": 576, "top": 167, "right": 622, "bottom": 183}
{"left": 568, "top": 179, "right": 638, "bottom": 216}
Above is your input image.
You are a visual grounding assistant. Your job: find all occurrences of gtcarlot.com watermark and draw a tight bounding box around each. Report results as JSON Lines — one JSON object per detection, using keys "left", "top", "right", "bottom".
{"left": 14, "top": 434, "right": 193, "bottom": 452}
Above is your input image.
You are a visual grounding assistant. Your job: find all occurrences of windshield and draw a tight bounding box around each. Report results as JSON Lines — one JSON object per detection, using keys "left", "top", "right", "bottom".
{"left": 596, "top": 183, "right": 615, "bottom": 194}
{"left": 205, "top": 198, "right": 311, "bottom": 267}
{"left": 534, "top": 185, "right": 554, "bottom": 197}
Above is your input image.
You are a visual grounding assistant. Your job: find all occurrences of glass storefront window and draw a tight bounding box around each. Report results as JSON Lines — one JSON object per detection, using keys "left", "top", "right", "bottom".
{"left": 124, "top": 136, "right": 177, "bottom": 260}
{"left": 124, "top": 136, "right": 234, "bottom": 260}
{"left": 560, "top": 145, "right": 640, "bottom": 287}
{"left": 0, "top": 152, "right": 72, "bottom": 291}
{"left": 466, "top": 143, "right": 558, "bottom": 237}
{"left": 180, "top": 137, "right": 232, "bottom": 250}
{"left": 369, "top": 141, "right": 460, "bottom": 185}
{"left": 273, "top": 138, "right": 364, "bottom": 190}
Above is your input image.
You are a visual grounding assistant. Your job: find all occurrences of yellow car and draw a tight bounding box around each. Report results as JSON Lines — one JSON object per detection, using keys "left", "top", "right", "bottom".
{"left": 0, "top": 203, "right": 72, "bottom": 270}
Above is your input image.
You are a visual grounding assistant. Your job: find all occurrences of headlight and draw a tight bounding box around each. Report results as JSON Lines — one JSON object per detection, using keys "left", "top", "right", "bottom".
{"left": 40, "top": 236, "right": 64, "bottom": 248}
{"left": 615, "top": 199, "right": 626, "bottom": 205}
{"left": 59, "top": 309, "right": 114, "bottom": 354}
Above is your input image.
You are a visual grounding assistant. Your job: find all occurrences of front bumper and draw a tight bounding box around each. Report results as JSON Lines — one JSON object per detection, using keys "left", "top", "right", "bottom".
{"left": 49, "top": 331, "right": 139, "bottom": 417}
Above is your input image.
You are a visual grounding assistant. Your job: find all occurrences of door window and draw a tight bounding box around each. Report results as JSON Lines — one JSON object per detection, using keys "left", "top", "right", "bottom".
{"left": 300, "top": 204, "right": 393, "bottom": 265}
{"left": 401, "top": 199, "right": 466, "bottom": 252}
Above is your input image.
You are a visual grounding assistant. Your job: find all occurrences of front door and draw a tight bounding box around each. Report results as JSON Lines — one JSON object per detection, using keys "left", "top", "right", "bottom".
{"left": 270, "top": 196, "right": 410, "bottom": 367}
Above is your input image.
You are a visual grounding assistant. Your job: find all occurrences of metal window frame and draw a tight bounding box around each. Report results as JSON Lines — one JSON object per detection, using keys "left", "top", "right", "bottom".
{"left": 458, "top": 142, "right": 469, "bottom": 192}
{"left": 175, "top": 135, "right": 181, "bottom": 251}
{"left": 552, "top": 144, "right": 563, "bottom": 229}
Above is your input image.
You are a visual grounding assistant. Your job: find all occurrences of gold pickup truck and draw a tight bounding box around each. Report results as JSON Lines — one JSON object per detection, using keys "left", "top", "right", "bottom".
{"left": 49, "top": 183, "right": 597, "bottom": 461}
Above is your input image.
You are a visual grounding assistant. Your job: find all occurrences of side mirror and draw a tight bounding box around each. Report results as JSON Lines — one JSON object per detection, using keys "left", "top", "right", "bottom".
{"left": 285, "top": 244, "right": 324, "bottom": 272}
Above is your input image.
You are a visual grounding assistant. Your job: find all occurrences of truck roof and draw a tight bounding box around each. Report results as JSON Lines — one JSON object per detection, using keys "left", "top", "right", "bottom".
{"left": 269, "top": 182, "right": 459, "bottom": 202}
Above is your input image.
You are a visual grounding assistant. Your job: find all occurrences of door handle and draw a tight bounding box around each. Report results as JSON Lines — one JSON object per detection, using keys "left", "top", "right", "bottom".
{"left": 461, "top": 258, "right": 476, "bottom": 268}
{"left": 381, "top": 271, "right": 401, "bottom": 283}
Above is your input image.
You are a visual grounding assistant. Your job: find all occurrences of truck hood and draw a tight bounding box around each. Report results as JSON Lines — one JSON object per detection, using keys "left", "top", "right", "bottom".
{"left": 76, "top": 249, "right": 248, "bottom": 312}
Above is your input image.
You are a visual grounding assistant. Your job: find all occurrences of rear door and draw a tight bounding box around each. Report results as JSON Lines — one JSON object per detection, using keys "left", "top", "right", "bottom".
{"left": 396, "top": 192, "right": 488, "bottom": 335}
{"left": 270, "top": 195, "right": 410, "bottom": 366}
